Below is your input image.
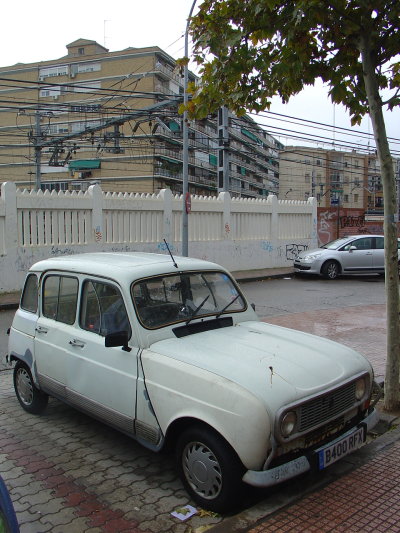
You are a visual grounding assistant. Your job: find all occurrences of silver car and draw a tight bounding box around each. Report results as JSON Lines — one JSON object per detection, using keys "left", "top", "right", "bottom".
{"left": 294, "top": 234, "right": 400, "bottom": 279}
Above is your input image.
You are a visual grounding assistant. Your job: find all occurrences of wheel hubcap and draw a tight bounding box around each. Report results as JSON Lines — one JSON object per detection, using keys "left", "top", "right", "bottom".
{"left": 328, "top": 264, "right": 337, "bottom": 278}
{"left": 16, "top": 368, "right": 34, "bottom": 405}
{"left": 182, "top": 441, "right": 222, "bottom": 499}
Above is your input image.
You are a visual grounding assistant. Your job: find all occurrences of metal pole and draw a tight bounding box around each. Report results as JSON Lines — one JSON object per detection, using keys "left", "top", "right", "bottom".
{"left": 35, "top": 110, "right": 42, "bottom": 191}
{"left": 182, "top": 0, "right": 197, "bottom": 257}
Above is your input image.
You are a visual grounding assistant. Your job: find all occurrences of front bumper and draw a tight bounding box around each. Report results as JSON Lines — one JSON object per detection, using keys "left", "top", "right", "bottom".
{"left": 242, "top": 408, "right": 379, "bottom": 487}
{"left": 293, "top": 260, "right": 322, "bottom": 275}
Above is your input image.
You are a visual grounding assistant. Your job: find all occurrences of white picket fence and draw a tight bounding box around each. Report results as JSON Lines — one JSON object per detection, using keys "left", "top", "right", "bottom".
{"left": 0, "top": 181, "right": 317, "bottom": 292}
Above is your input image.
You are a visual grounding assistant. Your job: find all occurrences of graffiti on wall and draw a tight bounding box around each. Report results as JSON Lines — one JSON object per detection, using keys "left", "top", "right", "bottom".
{"left": 340, "top": 215, "right": 365, "bottom": 229}
{"left": 285, "top": 244, "right": 308, "bottom": 261}
{"left": 317, "top": 207, "right": 385, "bottom": 243}
{"left": 318, "top": 210, "right": 336, "bottom": 244}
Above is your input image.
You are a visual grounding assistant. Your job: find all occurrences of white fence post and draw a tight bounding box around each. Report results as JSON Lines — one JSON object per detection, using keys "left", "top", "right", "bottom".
{"left": 219, "top": 191, "right": 232, "bottom": 240}
{"left": 159, "top": 188, "right": 173, "bottom": 247}
{"left": 88, "top": 184, "right": 104, "bottom": 244}
{"left": 2, "top": 181, "right": 18, "bottom": 254}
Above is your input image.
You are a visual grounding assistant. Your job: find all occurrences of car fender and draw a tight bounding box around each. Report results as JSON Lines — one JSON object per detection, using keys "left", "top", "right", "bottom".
{"left": 141, "top": 350, "right": 271, "bottom": 470}
{"left": 8, "top": 327, "right": 41, "bottom": 388}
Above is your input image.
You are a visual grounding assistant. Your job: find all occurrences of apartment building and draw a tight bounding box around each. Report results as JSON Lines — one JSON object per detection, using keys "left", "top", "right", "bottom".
{"left": 0, "top": 39, "right": 281, "bottom": 197}
{"left": 279, "top": 146, "right": 392, "bottom": 213}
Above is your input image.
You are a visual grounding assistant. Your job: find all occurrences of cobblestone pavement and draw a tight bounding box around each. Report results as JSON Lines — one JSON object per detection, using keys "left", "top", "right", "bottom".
{"left": 0, "top": 369, "right": 223, "bottom": 533}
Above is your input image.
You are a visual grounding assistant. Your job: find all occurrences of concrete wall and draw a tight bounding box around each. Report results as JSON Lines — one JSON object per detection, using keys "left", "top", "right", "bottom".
{"left": 0, "top": 182, "right": 317, "bottom": 292}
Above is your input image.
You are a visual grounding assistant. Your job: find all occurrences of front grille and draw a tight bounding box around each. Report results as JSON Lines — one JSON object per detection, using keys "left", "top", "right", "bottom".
{"left": 299, "top": 381, "right": 356, "bottom": 432}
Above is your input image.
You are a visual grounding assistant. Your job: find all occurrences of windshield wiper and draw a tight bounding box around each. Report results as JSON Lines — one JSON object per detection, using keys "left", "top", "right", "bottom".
{"left": 186, "top": 295, "right": 210, "bottom": 325}
{"left": 215, "top": 294, "right": 240, "bottom": 318}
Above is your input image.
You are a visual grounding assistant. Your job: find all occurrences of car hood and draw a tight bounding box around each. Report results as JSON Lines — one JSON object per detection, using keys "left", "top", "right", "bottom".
{"left": 148, "top": 320, "right": 371, "bottom": 411}
{"left": 296, "top": 246, "right": 326, "bottom": 259}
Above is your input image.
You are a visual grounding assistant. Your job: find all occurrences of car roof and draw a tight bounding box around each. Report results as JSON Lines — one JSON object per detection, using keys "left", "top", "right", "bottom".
{"left": 29, "top": 252, "right": 226, "bottom": 283}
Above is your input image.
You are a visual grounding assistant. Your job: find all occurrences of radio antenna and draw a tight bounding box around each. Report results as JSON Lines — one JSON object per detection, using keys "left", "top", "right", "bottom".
{"left": 163, "top": 239, "right": 178, "bottom": 268}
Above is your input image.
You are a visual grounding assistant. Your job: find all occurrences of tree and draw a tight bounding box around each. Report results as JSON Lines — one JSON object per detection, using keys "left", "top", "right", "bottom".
{"left": 188, "top": 0, "right": 400, "bottom": 409}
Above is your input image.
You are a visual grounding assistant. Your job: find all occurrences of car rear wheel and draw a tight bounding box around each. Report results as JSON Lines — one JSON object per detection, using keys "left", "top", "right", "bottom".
{"left": 13, "top": 361, "right": 48, "bottom": 414}
{"left": 321, "top": 260, "right": 340, "bottom": 280}
{"left": 176, "top": 425, "right": 245, "bottom": 513}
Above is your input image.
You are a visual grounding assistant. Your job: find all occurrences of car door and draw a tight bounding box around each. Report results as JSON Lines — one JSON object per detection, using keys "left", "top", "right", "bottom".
{"left": 34, "top": 273, "right": 79, "bottom": 398}
{"left": 340, "top": 236, "right": 374, "bottom": 272}
{"left": 65, "top": 278, "right": 138, "bottom": 435}
{"left": 371, "top": 236, "right": 385, "bottom": 271}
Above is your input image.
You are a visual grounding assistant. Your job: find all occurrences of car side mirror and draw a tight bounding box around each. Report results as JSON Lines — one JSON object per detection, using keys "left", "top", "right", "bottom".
{"left": 349, "top": 246, "right": 357, "bottom": 252}
{"left": 105, "top": 331, "right": 131, "bottom": 352}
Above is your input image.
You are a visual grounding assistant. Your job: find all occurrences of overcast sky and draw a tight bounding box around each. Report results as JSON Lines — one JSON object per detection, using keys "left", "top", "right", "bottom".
{"left": 2, "top": 0, "right": 399, "bottom": 154}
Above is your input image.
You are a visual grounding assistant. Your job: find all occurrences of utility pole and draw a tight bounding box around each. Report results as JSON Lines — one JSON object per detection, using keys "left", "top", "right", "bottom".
{"left": 34, "top": 109, "right": 42, "bottom": 191}
{"left": 182, "top": 0, "right": 198, "bottom": 257}
{"left": 217, "top": 106, "right": 230, "bottom": 192}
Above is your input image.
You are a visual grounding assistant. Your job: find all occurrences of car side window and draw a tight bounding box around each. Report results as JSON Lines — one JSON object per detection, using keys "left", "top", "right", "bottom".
{"left": 344, "top": 237, "right": 373, "bottom": 251}
{"left": 80, "top": 280, "right": 131, "bottom": 338}
{"left": 42, "top": 275, "right": 78, "bottom": 325}
{"left": 375, "top": 237, "right": 384, "bottom": 249}
{"left": 20, "top": 274, "right": 38, "bottom": 313}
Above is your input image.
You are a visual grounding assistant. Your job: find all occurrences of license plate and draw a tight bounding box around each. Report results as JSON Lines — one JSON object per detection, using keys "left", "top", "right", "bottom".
{"left": 317, "top": 426, "right": 365, "bottom": 470}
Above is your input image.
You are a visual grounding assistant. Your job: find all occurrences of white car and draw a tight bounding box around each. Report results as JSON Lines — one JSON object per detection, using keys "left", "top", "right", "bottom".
{"left": 294, "top": 234, "right": 400, "bottom": 279}
{"left": 8, "top": 252, "right": 379, "bottom": 512}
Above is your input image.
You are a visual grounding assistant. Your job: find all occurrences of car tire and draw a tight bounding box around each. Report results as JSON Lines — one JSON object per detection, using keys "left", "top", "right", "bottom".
{"left": 13, "top": 361, "right": 48, "bottom": 414}
{"left": 176, "top": 425, "right": 245, "bottom": 513}
{"left": 321, "top": 260, "right": 340, "bottom": 280}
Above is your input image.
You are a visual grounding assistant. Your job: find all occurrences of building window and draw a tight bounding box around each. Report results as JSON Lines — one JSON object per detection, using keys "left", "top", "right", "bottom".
{"left": 39, "top": 86, "right": 61, "bottom": 98}
{"left": 344, "top": 194, "right": 349, "bottom": 203}
{"left": 39, "top": 65, "right": 69, "bottom": 79}
{"left": 354, "top": 194, "right": 359, "bottom": 202}
{"left": 40, "top": 181, "right": 69, "bottom": 192}
{"left": 73, "top": 81, "right": 101, "bottom": 93}
{"left": 78, "top": 47, "right": 85, "bottom": 55}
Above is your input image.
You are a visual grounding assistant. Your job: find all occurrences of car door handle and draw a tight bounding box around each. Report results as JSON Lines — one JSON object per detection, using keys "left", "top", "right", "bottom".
{"left": 36, "top": 326, "right": 48, "bottom": 334}
{"left": 69, "top": 339, "right": 86, "bottom": 348}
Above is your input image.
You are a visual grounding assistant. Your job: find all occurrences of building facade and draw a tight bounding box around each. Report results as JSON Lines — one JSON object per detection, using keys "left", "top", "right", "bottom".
{"left": 0, "top": 39, "right": 281, "bottom": 197}
{"left": 278, "top": 146, "right": 399, "bottom": 214}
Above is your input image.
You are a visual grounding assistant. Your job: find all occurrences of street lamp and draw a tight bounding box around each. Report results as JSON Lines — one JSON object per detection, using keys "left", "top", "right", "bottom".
{"left": 182, "top": 0, "right": 197, "bottom": 257}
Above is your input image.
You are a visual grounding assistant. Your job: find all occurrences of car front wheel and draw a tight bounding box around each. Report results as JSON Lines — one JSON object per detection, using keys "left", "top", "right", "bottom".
{"left": 13, "top": 361, "right": 48, "bottom": 414}
{"left": 321, "top": 260, "right": 340, "bottom": 280}
{"left": 176, "top": 425, "right": 245, "bottom": 513}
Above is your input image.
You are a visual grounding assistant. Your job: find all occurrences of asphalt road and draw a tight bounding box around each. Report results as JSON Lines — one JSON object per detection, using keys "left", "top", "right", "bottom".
{"left": 239, "top": 274, "right": 386, "bottom": 317}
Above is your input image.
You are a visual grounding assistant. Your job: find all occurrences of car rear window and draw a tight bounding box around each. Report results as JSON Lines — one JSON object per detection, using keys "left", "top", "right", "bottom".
{"left": 20, "top": 274, "right": 38, "bottom": 313}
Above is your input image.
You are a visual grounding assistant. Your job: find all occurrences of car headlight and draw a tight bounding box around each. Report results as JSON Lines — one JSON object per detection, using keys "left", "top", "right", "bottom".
{"left": 355, "top": 377, "right": 366, "bottom": 400}
{"left": 281, "top": 411, "right": 297, "bottom": 437}
{"left": 303, "top": 253, "right": 323, "bottom": 263}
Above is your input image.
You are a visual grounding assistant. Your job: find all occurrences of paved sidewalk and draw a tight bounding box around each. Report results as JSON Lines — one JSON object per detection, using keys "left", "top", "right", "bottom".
{"left": 246, "top": 424, "right": 400, "bottom": 533}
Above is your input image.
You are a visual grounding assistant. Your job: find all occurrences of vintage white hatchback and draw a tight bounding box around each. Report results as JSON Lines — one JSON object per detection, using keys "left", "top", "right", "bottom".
{"left": 8, "top": 252, "right": 379, "bottom": 512}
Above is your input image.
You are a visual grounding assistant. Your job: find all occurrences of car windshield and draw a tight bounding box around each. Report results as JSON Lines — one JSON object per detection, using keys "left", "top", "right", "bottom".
{"left": 321, "top": 238, "right": 353, "bottom": 250}
{"left": 131, "top": 271, "right": 246, "bottom": 329}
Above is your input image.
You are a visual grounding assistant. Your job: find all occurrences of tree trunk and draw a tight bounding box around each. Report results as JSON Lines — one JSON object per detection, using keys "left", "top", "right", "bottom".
{"left": 360, "top": 37, "right": 400, "bottom": 410}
